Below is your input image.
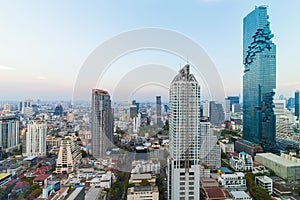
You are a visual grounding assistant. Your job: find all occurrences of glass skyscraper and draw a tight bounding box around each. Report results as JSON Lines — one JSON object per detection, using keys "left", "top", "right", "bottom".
{"left": 243, "top": 6, "right": 276, "bottom": 152}
{"left": 295, "top": 90, "right": 300, "bottom": 120}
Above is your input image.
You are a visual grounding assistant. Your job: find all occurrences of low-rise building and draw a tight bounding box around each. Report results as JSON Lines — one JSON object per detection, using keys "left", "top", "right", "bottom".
{"left": 255, "top": 176, "right": 273, "bottom": 195}
{"left": 200, "top": 187, "right": 231, "bottom": 200}
{"left": 255, "top": 153, "right": 300, "bottom": 181}
{"left": 129, "top": 173, "right": 156, "bottom": 186}
{"left": 218, "top": 172, "right": 247, "bottom": 191}
{"left": 219, "top": 139, "right": 234, "bottom": 153}
{"left": 230, "top": 152, "right": 253, "bottom": 172}
{"left": 0, "top": 173, "right": 11, "bottom": 186}
{"left": 230, "top": 191, "right": 252, "bottom": 200}
{"left": 127, "top": 186, "right": 159, "bottom": 200}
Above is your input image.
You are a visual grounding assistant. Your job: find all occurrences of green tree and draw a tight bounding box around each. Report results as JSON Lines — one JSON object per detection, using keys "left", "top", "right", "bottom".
{"left": 245, "top": 172, "right": 255, "bottom": 190}
{"left": 28, "top": 188, "right": 42, "bottom": 200}
{"left": 249, "top": 186, "right": 271, "bottom": 200}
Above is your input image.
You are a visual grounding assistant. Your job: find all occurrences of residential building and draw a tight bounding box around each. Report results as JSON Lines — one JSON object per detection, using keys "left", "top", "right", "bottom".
{"left": 168, "top": 64, "right": 201, "bottom": 200}
{"left": 56, "top": 136, "right": 82, "bottom": 174}
{"left": 25, "top": 120, "right": 47, "bottom": 157}
{"left": 230, "top": 152, "right": 253, "bottom": 172}
{"left": 243, "top": 6, "right": 277, "bottom": 152}
{"left": 255, "top": 153, "right": 300, "bottom": 181}
{"left": 91, "top": 89, "right": 113, "bottom": 159}
{"left": 218, "top": 172, "right": 247, "bottom": 191}
{"left": 255, "top": 176, "right": 273, "bottom": 195}
{"left": 199, "top": 120, "right": 221, "bottom": 170}
{"left": 127, "top": 186, "right": 159, "bottom": 200}
{"left": 0, "top": 115, "right": 20, "bottom": 152}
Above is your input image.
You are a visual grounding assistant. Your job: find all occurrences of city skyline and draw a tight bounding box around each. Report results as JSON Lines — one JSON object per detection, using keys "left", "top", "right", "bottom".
{"left": 0, "top": 1, "right": 299, "bottom": 101}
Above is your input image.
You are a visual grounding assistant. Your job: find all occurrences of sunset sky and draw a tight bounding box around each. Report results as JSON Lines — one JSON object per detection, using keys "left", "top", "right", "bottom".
{"left": 0, "top": 0, "right": 299, "bottom": 102}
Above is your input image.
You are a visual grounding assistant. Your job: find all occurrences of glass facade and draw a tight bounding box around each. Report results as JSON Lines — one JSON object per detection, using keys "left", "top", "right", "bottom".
{"left": 295, "top": 90, "right": 300, "bottom": 120}
{"left": 243, "top": 6, "right": 276, "bottom": 152}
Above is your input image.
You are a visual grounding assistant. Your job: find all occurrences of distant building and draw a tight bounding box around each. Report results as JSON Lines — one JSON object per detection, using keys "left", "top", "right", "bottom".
{"left": 255, "top": 176, "right": 273, "bottom": 195}
{"left": 0, "top": 115, "right": 20, "bottom": 152}
{"left": 295, "top": 90, "right": 300, "bottom": 119}
{"left": 127, "top": 186, "right": 159, "bottom": 200}
{"left": 218, "top": 172, "right": 247, "bottom": 191}
{"left": 56, "top": 136, "right": 82, "bottom": 174}
{"left": 255, "top": 153, "right": 300, "bottom": 181}
{"left": 156, "top": 96, "right": 163, "bottom": 127}
{"left": 225, "top": 96, "right": 240, "bottom": 112}
{"left": 22, "top": 99, "right": 33, "bottom": 115}
{"left": 203, "top": 101, "right": 224, "bottom": 127}
{"left": 25, "top": 120, "right": 47, "bottom": 157}
{"left": 91, "top": 89, "right": 113, "bottom": 159}
{"left": 230, "top": 152, "right": 253, "bottom": 172}
{"left": 130, "top": 105, "right": 137, "bottom": 119}
{"left": 54, "top": 104, "right": 63, "bottom": 116}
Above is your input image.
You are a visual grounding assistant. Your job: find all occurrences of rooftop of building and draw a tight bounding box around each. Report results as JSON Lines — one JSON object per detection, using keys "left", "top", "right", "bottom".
{"left": 67, "top": 186, "right": 84, "bottom": 200}
{"left": 0, "top": 173, "right": 11, "bottom": 180}
{"left": 256, "top": 153, "right": 300, "bottom": 167}
{"left": 34, "top": 174, "right": 51, "bottom": 181}
{"left": 85, "top": 188, "right": 101, "bottom": 200}
{"left": 202, "top": 187, "right": 230, "bottom": 199}
{"left": 230, "top": 191, "right": 251, "bottom": 198}
{"left": 256, "top": 176, "right": 272, "bottom": 182}
{"left": 130, "top": 173, "right": 152, "bottom": 180}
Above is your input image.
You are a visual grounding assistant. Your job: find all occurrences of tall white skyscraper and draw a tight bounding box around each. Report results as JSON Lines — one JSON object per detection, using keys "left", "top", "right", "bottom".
{"left": 91, "top": 89, "right": 113, "bottom": 160}
{"left": 26, "top": 120, "right": 47, "bottom": 157}
{"left": 168, "top": 64, "right": 201, "bottom": 200}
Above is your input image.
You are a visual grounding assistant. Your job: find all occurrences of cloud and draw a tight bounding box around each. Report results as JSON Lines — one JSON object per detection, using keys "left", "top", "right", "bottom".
{"left": 37, "top": 76, "right": 47, "bottom": 80}
{"left": 0, "top": 65, "right": 16, "bottom": 71}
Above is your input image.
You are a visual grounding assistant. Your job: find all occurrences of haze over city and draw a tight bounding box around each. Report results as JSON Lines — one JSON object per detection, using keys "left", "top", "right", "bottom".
{"left": 0, "top": 0, "right": 299, "bottom": 101}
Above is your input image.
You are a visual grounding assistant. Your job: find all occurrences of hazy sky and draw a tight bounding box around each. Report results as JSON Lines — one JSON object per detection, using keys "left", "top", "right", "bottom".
{"left": 0, "top": 0, "right": 299, "bottom": 102}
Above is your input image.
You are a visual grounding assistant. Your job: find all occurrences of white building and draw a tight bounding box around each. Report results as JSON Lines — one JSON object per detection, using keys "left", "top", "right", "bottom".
{"left": 230, "top": 191, "right": 252, "bottom": 200}
{"left": 274, "top": 100, "right": 286, "bottom": 116}
{"left": 25, "top": 120, "right": 47, "bottom": 157}
{"left": 56, "top": 136, "right": 82, "bottom": 174}
{"left": 230, "top": 152, "right": 253, "bottom": 172}
{"left": 22, "top": 99, "right": 33, "bottom": 115}
{"left": 218, "top": 172, "right": 247, "bottom": 191}
{"left": 199, "top": 121, "right": 221, "bottom": 170}
{"left": 127, "top": 186, "right": 159, "bottom": 200}
{"left": 219, "top": 139, "right": 234, "bottom": 153}
{"left": 168, "top": 65, "right": 201, "bottom": 200}
{"left": 255, "top": 176, "right": 273, "bottom": 195}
